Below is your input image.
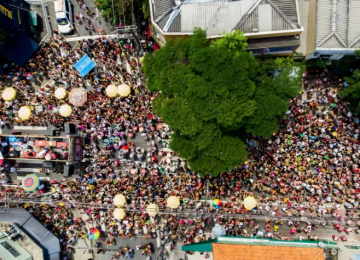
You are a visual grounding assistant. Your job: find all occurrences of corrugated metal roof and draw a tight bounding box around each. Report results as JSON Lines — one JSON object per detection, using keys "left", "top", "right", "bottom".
{"left": 321, "top": 34, "right": 345, "bottom": 48}
{"left": 259, "top": 4, "right": 272, "bottom": 32}
{"left": 316, "top": 0, "right": 360, "bottom": 49}
{"left": 168, "top": 13, "right": 181, "bottom": 32}
{"left": 235, "top": 0, "right": 299, "bottom": 33}
{"left": 337, "top": 0, "right": 348, "bottom": 45}
{"left": 270, "top": 0, "right": 298, "bottom": 25}
{"left": 151, "top": 0, "right": 300, "bottom": 36}
{"left": 153, "top": 0, "right": 176, "bottom": 20}
{"left": 348, "top": 0, "right": 360, "bottom": 47}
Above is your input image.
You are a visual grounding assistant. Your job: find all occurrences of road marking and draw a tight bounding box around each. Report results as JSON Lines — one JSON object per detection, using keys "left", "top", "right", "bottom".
{"left": 17, "top": 168, "right": 40, "bottom": 172}
{"left": 65, "top": 34, "right": 134, "bottom": 41}
{"left": 14, "top": 126, "right": 48, "bottom": 130}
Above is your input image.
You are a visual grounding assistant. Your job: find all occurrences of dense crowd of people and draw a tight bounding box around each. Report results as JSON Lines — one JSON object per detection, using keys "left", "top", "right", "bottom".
{"left": 1, "top": 31, "right": 360, "bottom": 260}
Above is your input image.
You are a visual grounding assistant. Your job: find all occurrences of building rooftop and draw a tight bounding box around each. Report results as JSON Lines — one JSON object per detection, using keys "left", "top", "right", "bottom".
{"left": 0, "top": 208, "right": 61, "bottom": 260}
{"left": 315, "top": 0, "right": 360, "bottom": 50}
{"left": 0, "top": 237, "right": 32, "bottom": 260}
{"left": 151, "top": 0, "right": 303, "bottom": 37}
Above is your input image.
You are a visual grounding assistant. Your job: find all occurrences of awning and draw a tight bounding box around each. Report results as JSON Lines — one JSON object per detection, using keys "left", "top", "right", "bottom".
{"left": 0, "top": 32, "right": 39, "bottom": 66}
{"left": 73, "top": 54, "right": 96, "bottom": 77}
{"left": 181, "top": 239, "right": 216, "bottom": 252}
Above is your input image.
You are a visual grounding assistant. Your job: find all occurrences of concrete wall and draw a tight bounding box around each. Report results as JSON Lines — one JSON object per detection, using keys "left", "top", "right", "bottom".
{"left": 306, "top": 0, "right": 317, "bottom": 57}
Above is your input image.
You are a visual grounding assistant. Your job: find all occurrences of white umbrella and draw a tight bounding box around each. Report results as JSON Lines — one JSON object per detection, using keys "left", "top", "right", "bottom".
{"left": 212, "top": 224, "right": 226, "bottom": 238}
{"left": 113, "top": 194, "right": 126, "bottom": 207}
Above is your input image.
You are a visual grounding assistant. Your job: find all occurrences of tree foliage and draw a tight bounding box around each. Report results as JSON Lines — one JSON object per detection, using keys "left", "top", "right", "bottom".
{"left": 340, "top": 69, "right": 360, "bottom": 113}
{"left": 339, "top": 50, "right": 360, "bottom": 113}
{"left": 143, "top": 28, "right": 301, "bottom": 177}
{"left": 94, "top": 0, "right": 131, "bottom": 25}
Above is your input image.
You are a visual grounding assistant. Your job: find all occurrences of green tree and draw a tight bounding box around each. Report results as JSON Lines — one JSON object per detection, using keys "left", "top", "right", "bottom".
{"left": 340, "top": 69, "right": 360, "bottom": 113}
{"left": 338, "top": 49, "right": 360, "bottom": 113}
{"left": 141, "top": 0, "right": 150, "bottom": 19}
{"left": 94, "top": 0, "right": 132, "bottom": 25}
{"left": 143, "top": 28, "right": 300, "bottom": 177}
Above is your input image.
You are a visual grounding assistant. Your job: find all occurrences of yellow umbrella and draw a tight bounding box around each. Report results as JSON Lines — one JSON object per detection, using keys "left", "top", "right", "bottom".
{"left": 113, "top": 208, "right": 126, "bottom": 220}
{"left": 105, "top": 84, "right": 118, "bottom": 97}
{"left": 59, "top": 104, "right": 72, "bottom": 117}
{"left": 18, "top": 106, "right": 32, "bottom": 120}
{"left": 55, "top": 88, "right": 67, "bottom": 99}
{"left": 146, "top": 203, "right": 159, "bottom": 216}
{"left": 113, "top": 194, "right": 126, "bottom": 207}
{"left": 118, "top": 84, "right": 131, "bottom": 97}
{"left": 167, "top": 196, "right": 180, "bottom": 209}
{"left": 244, "top": 196, "right": 257, "bottom": 210}
{"left": 2, "top": 87, "right": 17, "bottom": 101}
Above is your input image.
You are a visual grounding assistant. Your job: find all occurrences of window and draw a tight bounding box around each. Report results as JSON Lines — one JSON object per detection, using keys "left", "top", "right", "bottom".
{"left": 1, "top": 241, "right": 20, "bottom": 257}
{"left": 57, "top": 17, "right": 69, "bottom": 25}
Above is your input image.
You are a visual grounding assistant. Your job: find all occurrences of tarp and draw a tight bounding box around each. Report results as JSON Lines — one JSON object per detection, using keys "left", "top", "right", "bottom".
{"left": 181, "top": 239, "right": 216, "bottom": 252}
{"left": 153, "top": 42, "right": 160, "bottom": 50}
{"left": 0, "top": 32, "right": 39, "bottom": 66}
{"left": 28, "top": 11, "right": 37, "bottom": 26}
{"left": 73, "top": 54, "right": 96, "bottom": 77}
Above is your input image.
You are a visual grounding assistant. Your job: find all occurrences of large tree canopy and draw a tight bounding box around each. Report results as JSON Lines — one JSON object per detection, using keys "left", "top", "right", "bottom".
{"left": 340, "top": 69, "right": 360, "bottom": 113}
{"left": 143, "top": 29, "right": 301, "bottom": 176}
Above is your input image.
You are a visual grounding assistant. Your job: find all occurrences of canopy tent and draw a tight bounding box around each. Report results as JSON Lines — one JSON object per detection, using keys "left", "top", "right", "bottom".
{"left": 0, "top": 32, "right": 38, "bottom": 66}
{"left": 73, "top": 54, "right": 96, "bottom": 77}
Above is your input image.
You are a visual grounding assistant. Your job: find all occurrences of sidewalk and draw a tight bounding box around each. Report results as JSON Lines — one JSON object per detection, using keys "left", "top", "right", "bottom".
{"left": 73, "top": 238, "right": 93, "bottom": 260}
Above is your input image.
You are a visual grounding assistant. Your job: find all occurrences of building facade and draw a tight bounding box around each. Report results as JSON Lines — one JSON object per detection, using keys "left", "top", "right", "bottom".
{"left": 306, "top": 0, "right": 360, "bottom": 60}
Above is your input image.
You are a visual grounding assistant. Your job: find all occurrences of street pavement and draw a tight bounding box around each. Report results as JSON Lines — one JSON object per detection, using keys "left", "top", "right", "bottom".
{"left": 68, "top": 0, "right": 115, "bottom": 37}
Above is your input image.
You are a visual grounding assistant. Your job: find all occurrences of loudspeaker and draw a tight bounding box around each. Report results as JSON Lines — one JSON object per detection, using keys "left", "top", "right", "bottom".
{"left": 42, "top": 161, "right": 54, "bottom": 168}
{"left": 64, "top": 123, "right": 76, "bottom": 134}
{"left": 63, "top": 165, "right": 74, "bottom": 177}
{"left": 8, "top": 150, "right": 18, "bottom": 158}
